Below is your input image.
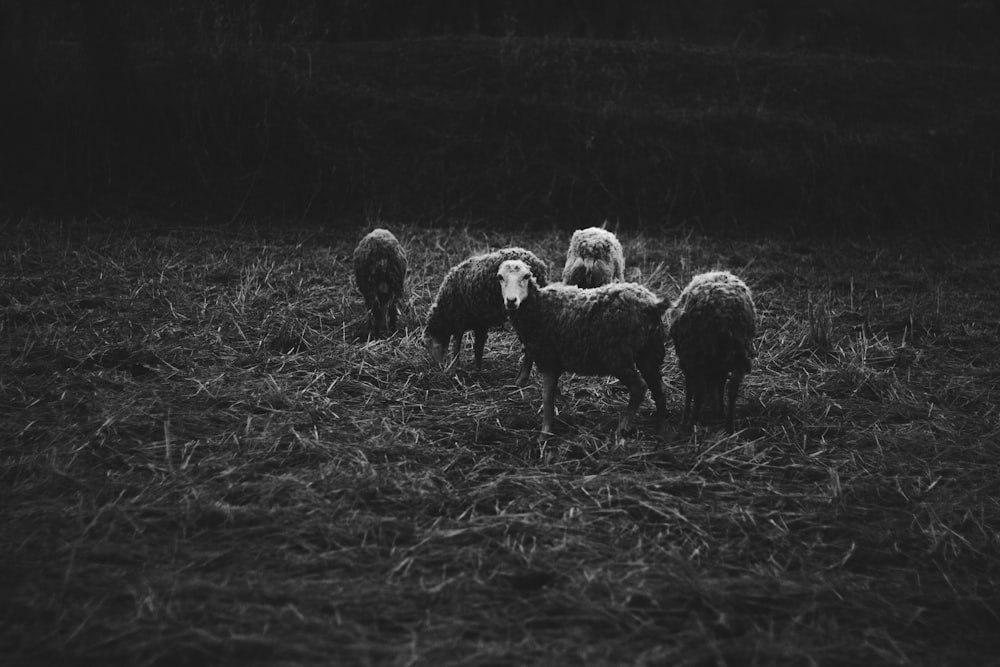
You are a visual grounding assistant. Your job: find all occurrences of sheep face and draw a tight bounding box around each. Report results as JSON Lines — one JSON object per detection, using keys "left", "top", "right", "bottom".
{"left": 497, "top": 260, "right": 533, "bottom": 312}
{"left": 422, "top": 331, "right": 449, "bottom": 364}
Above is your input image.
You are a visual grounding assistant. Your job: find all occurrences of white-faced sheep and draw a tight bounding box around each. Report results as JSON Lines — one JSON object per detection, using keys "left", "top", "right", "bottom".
{"left": 424, "top": 247, "right": 548, "bottom": 386}
{"left": 561, "top": 226, "right": 625, "bottom": 288}
{"left": 668, "top": 270, "right": 756, "bottom": 432}
{"left": 498, "top": 258, "right": 668, "bottom": 436}
{"left": 353, "top": 228, "right": 407, "bottom": 338}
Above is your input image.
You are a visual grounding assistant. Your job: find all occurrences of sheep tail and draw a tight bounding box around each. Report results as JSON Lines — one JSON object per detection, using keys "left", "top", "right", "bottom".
{"left": 708, "top": 329, "right": 754, "bottom": 372}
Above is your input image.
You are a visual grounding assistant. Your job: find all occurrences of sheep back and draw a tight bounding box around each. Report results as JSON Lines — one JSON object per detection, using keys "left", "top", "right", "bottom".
{"left": 562, "top": 227, "right": 625, "bottom": 288}
{"left": 353, "top": 228, "right": 407, "bottom": 332}
{"left": 511, "top": 281, "right": 667, "bottom": 375}
{"left": 425, "top": 247, "right": 548, "bottom": 343}
{"left": 670, "top": 271, "right": 756, "bottom": 375}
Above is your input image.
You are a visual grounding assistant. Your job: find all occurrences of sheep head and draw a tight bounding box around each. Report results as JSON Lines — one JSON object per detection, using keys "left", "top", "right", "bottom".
{"left": 422, "top": 330, "right": 448, "bottom": 364}
{"left": 497, "top": 259, "right": 534, "bottom": 312}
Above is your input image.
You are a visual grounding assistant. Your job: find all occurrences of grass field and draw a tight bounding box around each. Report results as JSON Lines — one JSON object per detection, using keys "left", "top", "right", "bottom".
{"left": 2, "top": 219, "right": 999, "bottom": 665}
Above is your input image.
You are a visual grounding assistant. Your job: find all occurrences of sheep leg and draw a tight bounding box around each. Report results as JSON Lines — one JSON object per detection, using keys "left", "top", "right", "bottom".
{"left": 387, "top": 301, "right": 399, "bottom": 331}
{"left": 681, "top": 371, "right": 694, "bottom": 427}
{"left": 714, "top": 377, "right": 725, "bottom": 421}
{"left": 472, "top": 327, "right": 488, "bottom": 370}
{"left": 637, "top": 360, "right": 666, "bottom": 430}
{"left": 540, "top": 370, "right": 560, "bottom": 435}
{"left": 514, "top": 347, "right": 533, "bottom": 387}
{"left": 445, "top": 334, "right": 462, "bottom": 371}
{"left": 375, "top": 305, "right": 390, "bottom": 338}
{"left": 726, "top": 368, "right": 745, "bottom": 433}
{"left": 615, "top": 367, "right": 647, "bottom": 436}
{"left": 690, "top": 375, "right": 707, "bottom": 427}
{"left": 362, "top": 296, "right": 378, "bottom": 338}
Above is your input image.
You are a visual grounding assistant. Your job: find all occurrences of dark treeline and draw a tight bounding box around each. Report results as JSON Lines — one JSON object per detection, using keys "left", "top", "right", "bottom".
{"left": 1, "top": 1, "right": 999, "bottom": 232}
{"left": 6, "top": 0, "right": 1000, "bottom": 55}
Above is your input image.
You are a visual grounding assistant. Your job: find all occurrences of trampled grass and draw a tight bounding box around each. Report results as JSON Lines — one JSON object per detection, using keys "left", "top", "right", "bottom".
{"left": 2, "top": 220, "right": 999, "bottom": 665}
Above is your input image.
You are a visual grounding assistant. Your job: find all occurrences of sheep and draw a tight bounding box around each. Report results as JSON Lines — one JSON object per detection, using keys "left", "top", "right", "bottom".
{"left": 561, "top": 226, "right": 625, "bottom": 288}
{"left": 497, "top": 258, "right": 669, "bottom": 436}
{"left": 353, "top": 228, "right": 407, "bottom": 338}
{"left": 423, "top": 247, "right": 548, "bottom": 386}
{"left": 668, "top": 270, "right": 756, "bottom": 433}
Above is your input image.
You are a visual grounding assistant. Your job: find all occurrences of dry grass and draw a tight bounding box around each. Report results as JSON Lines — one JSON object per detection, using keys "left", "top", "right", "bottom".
{"left": 2, "top": 220, "right": 999, "bottom": 666}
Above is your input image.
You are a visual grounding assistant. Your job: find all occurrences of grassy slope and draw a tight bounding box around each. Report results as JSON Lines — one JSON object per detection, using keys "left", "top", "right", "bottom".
{"left": 2, "top": 220, "right": 999, "bottom": 665}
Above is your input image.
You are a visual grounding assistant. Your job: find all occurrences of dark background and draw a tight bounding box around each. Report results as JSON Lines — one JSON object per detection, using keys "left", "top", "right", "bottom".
{"left": 2, "top": 0, "right": 999, "bottom": 233}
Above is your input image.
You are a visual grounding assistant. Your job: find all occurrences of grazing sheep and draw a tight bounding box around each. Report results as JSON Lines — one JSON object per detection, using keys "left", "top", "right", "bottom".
{"left": 498, "top": 259, "right": 668, "bottom": 436}
{"left": 561, "top": 226, "right": 625, "bottom": 288}
{"left": 353, "top": 228, "right": 407, "bottom": 338}
{"left": 424, "top": 247, "right": 548, "bottom": 386}
{"left": 668, "top": 270, "right": 756, "bottom": 432}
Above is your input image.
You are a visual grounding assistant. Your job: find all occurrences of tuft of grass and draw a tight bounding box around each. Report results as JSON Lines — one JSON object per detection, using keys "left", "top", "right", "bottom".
{"left": 2, "top": 220, "right": 1000, "bottom": 665}
{"left": 807, "top": 292, "right": 834, "bottom": 353}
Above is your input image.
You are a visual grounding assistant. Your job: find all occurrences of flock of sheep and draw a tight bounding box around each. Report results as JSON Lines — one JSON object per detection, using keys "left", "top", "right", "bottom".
{"left": 353, "top": 226, "right": 757, "bottom": 436}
